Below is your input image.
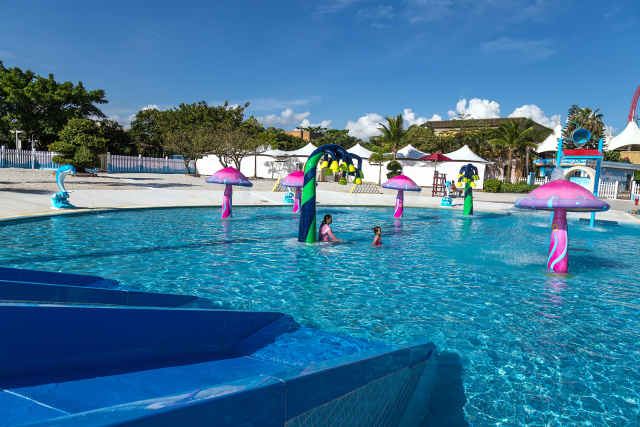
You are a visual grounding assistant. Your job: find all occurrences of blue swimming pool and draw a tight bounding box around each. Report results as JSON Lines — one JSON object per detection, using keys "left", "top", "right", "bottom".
{"left": 1, "top": 206, "right": 639, "bottom": 425}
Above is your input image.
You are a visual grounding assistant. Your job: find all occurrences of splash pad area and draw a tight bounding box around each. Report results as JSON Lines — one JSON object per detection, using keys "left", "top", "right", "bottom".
{"left": 1, "top": 205, "right": 639, "bottom": 425}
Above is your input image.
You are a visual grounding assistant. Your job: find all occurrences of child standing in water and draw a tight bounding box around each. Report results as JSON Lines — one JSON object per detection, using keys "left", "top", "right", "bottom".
{"left": 371, "top": 226, "right": 383, "bottom": 246}
{"left": 319, "top": 214, "right": 340, "bottom": 242}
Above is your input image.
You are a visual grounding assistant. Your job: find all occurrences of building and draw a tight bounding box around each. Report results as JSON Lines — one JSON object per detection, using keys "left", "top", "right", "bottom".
{"left": 427, "top": 117, "right": 552, "bottom": 134}
{"left": 283, "top": 130, "right": 324, "bottom": 142}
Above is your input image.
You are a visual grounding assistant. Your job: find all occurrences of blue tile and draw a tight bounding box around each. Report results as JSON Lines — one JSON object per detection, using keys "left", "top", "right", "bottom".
{"left": 222, "top": 310, "right": 284, "bottom": 348}
{"left": 24, "top": 375, "right": 285, "bottom": 427}
{"left": 271, "top": 346, "right": 410, "bottom": 419}
{"left": 406, "top": 342, "right": 437, "bottom": 367}
{"left": 0, "top": 389, "right": 68, "bottom": 426}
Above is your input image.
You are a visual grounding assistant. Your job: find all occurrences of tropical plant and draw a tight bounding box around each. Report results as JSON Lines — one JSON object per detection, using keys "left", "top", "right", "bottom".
{"left": 48, "top": 118, "right": 107, "bottom": 172}
{"left": 489, "top": 121, "right": 536, "bottom": 183}
{"left": 483, "top": 179, "right": 501, "bottom": 193}
{"left": 564, "top": 104, "right": 605, "bottom": 149}
{"left": 377, "top": 114, "right": 415, "bottom": 159}
{"left": 368, "top": 145, "right": 392, "bottom": 184}
{"left": 386, "top": 160, "right": 402, "bottom": 179}
{"left": 99, "top": 119, "right": 136, "bottom": 155}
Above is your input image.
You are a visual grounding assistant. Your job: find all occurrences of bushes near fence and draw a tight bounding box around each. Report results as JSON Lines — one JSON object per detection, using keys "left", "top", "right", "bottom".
{"left": 483, "top": 179, "right": 539, "bottom": 193}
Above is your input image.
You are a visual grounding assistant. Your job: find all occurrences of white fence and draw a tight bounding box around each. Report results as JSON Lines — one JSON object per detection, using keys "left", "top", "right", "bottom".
{"left": 107, "top": 154, "right": 193, "bottom": 174}
{"left": 0, "top": 146, "right": 63, "bottom": 170}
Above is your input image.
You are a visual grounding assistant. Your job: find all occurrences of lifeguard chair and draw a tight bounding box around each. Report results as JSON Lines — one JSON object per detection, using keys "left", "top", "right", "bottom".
{"left": 432, "top": 171, "right": 447, "bottom": 197}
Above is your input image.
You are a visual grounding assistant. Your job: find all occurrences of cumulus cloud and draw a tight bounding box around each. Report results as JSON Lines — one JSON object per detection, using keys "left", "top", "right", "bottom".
{"left": 402, "top": 108, "right": 442, "bottom": 126}
{"left": 257, "top": 109, "right": 311, "bottom": 127}
{"left": 448, "top": 99, "right": 500, "bottom": 119}
{"left": 346, "top": 113, "right": 384, "bottom": 140}
{"left": 508, "top": 105, "right": 560, "bottom": 128}
{"left": 299, "top": 118, "right": 332, "bottom": 129}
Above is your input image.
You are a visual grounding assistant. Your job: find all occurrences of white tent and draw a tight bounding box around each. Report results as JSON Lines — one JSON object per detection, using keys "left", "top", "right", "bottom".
{"left": 389, "top": 144, "right": 429, "bottom": 159}
{"left": 536, "top": 124, "right": 562, "bottom": 153}
{"left": 444, "top": 145, "right": 490, "bottom": 163}
{"left": 262, "top": 142, "right": 317, "bottom": 157}
{"left": 607, "top": 121, "right": 640, "bottom": 151}
{"left": 347, "top": 143, "right": 374, "bottom": 159}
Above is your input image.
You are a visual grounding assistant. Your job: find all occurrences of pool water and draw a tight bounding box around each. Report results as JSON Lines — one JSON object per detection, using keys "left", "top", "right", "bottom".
{"left": 1, "top": 206, "right": 639, "bottom": 426}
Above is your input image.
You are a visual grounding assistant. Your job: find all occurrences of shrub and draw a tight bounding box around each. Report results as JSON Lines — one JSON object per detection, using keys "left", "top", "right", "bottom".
{"left": 500, "top": 181, "right": 539, "bottom": 193}
{"left": 483, "top": 179, "right": 501, "bottom": 193}
{"left": 386, "top": 160, "right": 402, "bottom": 179}
{"left": 48, "top": 118, "right": 107, "bottom": 172}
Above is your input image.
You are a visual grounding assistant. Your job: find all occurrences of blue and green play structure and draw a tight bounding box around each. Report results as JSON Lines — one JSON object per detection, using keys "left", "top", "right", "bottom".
{"left": 298, "top": 144, "right": 363, "bottom": 242}
{"left": 51, "top": 165, "right": 76, "bottom": 209}
{"left": 458, "top": 164, "right": 479, "bottom": 216}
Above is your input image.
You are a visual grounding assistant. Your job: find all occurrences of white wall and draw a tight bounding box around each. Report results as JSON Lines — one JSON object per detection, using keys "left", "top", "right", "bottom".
{"left": 196, "top": 154, "right": 486, "bottom": 189}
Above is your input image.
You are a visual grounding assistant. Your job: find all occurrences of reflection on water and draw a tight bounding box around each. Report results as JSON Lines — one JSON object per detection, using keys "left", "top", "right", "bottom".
{"left": 1, "top": 206, "right": 639, "bottom": 426}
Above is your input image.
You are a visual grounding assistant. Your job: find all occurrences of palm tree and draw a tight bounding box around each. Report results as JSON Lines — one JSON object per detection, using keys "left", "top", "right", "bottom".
{"left": 377, "top": 114, "right": 415, "bottom": 159}
{"left": 368, "top": 145, "right": 392, "bottom": 184}
{"left": 489, "top": 121, "right": 536, "bottom": 183}
{"left": 564, "top": 104, "right": 605, "bottom": 148}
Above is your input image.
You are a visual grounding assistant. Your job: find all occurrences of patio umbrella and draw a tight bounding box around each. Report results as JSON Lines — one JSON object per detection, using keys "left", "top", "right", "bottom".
{"left": 418, "top": 153, "right": 452, "bottom": 181}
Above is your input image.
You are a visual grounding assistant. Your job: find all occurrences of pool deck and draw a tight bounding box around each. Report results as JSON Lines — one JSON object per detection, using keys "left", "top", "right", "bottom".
{"left": 1, "top": 173, "right": 639, "bottom": 223}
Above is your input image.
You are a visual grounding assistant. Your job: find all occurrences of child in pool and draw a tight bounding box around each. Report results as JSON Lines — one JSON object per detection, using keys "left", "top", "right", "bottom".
{"left": 371, "top": 226, "right": 383, "bottom": 246}
{"left": 319, "top": 214, "right": 340, "bottom": 242}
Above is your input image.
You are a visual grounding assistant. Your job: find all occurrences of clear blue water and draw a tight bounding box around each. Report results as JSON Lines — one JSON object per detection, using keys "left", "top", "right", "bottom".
{"left": 1, "top": 206, "right": 639, "bottom": 426}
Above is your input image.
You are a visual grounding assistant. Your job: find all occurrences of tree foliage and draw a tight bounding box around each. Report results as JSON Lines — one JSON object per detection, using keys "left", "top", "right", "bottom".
{"left": 48, "top": 118, "right": 107, "bottom": 172}
{"left": 99, "top": 119, "right": 135, "bottom": 155}
{"left": 368, "top": 145, "right": 392, "bottom": 184}
{"left": 377, "top": 114, "right": 415, "bottom": 159}
{"left": 0, "top": 60, "right": 108, "bottom": 149}
{"left": 489, "top": 121, "right": 536, "bottom": 183}
{"left": 564, "top": 104, "right": 605, "bottom": 149}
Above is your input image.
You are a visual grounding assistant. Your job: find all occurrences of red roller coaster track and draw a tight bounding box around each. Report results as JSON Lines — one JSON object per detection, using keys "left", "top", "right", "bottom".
{"left": 629, "top": 84, "right": 640, "bottom": 124}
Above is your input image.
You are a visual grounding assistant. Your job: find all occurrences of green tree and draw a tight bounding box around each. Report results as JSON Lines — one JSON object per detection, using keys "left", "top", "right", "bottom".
{"left": 377, "top": 114, "right": 415, "bottom": 159}
{"left": 564, "top": 104, "right": 605, "bottom": 149}
{"left": 0, "top": 60, "right": 108, "bottom": 149}
{"left": 99, "top": 119, "right": 136, "bottom": 155}
{"left": 406, "top": 123, "right": 440, "bottom": 154}
{"left": 129, "top": 108, "right": 163, "bottom": 157}
{"left": 312, "top": 129, "right": 363, "bottom": 150}
{"left": 489, "top": 121, "right": 536, "bottom": 183}
{"left": 207, "top": 122, "right": 261, "bottom": 170}
{"left": 386, "top": 160, "right": 402, "bottom": 179}
{"left": 368, "top": 145, "right": 392, "bottom": 184}
{"left": 48, "top": 119, "right": 107, "bottom": 172}
{"left": 163, "top": 125, "right": 211, "bottom": 174}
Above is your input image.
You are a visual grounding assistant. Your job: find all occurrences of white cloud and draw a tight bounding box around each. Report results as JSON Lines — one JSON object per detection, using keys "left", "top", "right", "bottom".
{"left": 299, "top": 118, "right": 332, "bottom": 129}
{"left": 448, "top": 98, "right": 500, "bottom": 119}
{"left": 127, "top": 104, "right": 160, "bottom": 124}
{"left": 356, "top": 5, "right": 395, "bottom": 27}
{"left": 402, "top": 108, "right": 442, "bottom": 126}
{"left": 345, "top": 113, "right": 384, "bottom": 140}
{"left": 257, "top": 109, "right": 311, "bottom": 127}
{"left": 481, "top": 37, "right": 558, "bottom": 61}
{"left": 508, "top": 105, "right": 560, "bottom": 128}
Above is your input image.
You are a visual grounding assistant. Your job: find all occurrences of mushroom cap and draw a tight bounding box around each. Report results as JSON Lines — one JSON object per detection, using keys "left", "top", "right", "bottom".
{"left": 381, "top": 174, "right": 422, "bottom": 192}
{"left": 205, "top": 167, "right": 253, "bottom": 187}
{"left": 515, "top": 179, "right": 609, "bottom": 212}
{"left": 280, "top": 170, "right": 304, "bottom": 188}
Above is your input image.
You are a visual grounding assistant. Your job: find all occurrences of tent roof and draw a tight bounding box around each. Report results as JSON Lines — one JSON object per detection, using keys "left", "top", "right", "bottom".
{"left": 347, "top": 143, "right": 374, "bottom": 159}
{"left": 389, "top": 144, "right": 429, "bottom": 159}
{"left": 444, "top": 145, "right": 490, "bottom": 163}
{"left": 262, "top": 142, "right": 317, "bottom": 157}
{"left": 535, "top": 124, "right": 562, "bottom": 153}
{"left": 608, "top": 121, "right": 640, "bottom": 151}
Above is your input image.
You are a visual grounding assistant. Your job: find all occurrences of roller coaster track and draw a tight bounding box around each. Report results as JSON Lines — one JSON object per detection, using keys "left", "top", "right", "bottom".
{"left": 629, "top": 84, "right": 640, "bottom": 124}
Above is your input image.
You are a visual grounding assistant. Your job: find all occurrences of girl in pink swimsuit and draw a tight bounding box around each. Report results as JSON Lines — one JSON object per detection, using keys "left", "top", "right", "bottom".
{"left": 371, "top": 226, "right": 383, "bottom": 246}
{"left": 319, "top": 214, "right": 339, "bottom": 242}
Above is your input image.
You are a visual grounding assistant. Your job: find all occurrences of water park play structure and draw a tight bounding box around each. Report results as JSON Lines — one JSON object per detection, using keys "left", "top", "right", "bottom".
{"left": 381, "top": 175, "right": 422, "bottom": 218}
{"left": 515, "top": 180, "right": 609, "bottom": 273}
{"left": 457, "top": 164, "right": 479, "bottom": 216}
{"left": 280, "top": 170, "right": 304, "bottom": 213}
{"left": 298, "top": 144, "right": 363, "bottom": 242}
{"left": 50, "top": 165, "right": 77, "bottom": 209}
{"left": 205, "top": 167, "right": 253, "bottom": 219}
{"left": 440, "top": 182, "right": 453, "bottom": 207}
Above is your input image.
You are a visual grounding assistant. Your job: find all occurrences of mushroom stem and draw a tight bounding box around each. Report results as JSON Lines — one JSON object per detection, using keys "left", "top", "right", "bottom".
{"left": 548, "top": 208, "right": 568, "bottom": 273}
{"left": 293, "top": 188, "right": 301, "bottom": 213}
{"left": 222, "top": 184, "right": 233, "bottom": 219}
{"left": 394, "top": 189, "right": 404, "bottom": 218}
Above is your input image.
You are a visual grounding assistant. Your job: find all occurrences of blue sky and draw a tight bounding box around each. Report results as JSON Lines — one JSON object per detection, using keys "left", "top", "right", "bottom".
{"left": 1, "top": 0, "right": 638, "bottom": 139}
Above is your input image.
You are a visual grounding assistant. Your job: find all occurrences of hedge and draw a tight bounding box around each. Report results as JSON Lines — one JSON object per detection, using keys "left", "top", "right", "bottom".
{"left": 483, "top": 178, "right": 539, "bottom": 193}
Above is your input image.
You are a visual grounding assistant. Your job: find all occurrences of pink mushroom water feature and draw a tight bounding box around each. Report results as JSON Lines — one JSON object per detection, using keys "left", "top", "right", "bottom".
{"left": 281, "top": 171, "right": 304, "bottom": 213}
{"left": 205, "top": 167, "right": 253, "bottom": 219}
{"left": 381, "top": 175, "right": 422, "bottom": 218}
{"left": 515, "top": 179, "right": 609, "bottom": 273}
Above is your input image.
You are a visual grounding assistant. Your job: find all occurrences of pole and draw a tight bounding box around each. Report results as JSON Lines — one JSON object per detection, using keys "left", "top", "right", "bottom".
{"left": 548, "top": 208, "right": 568, "bottom": 273}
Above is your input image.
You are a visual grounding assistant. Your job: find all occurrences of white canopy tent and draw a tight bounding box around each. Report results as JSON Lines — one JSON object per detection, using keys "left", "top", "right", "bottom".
{"left": 389, "top": 144, "right": 429, "bottom": 159}
{"left": 535, "top": 124, "right": 562, "bottom": 153}
{"left": 262, "top": 142, "right": 317, "bottom": 157}
{"left": 607, "top": 121, "right": 640, "bottom": 151}
{"left": 347, "top": 143, "right": 374, "bottom": 159}
{"left": 444, "top": 145, "right": 491, "bottom": 163}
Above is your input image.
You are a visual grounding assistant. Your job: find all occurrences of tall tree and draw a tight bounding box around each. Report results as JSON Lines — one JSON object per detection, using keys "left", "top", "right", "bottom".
{"left": 0, "top": 60, "right": 108, "bottom": 149}
{"left": 489, "top": 121, "right": 536, "bottom": 183}
{"left": 377, "top": 114, "right": 414, "bottom": 159}
{"left": 368, "top": 145, "right": 392, "bottom": 184}
{"left": 48, "top": 118, "right": 107, "bottom": 172}
{"left": 129, "top": 108, "right": 164, "bottom": 157}
{"left": 99, "top": 119, "right": 136, "bottom": 155}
